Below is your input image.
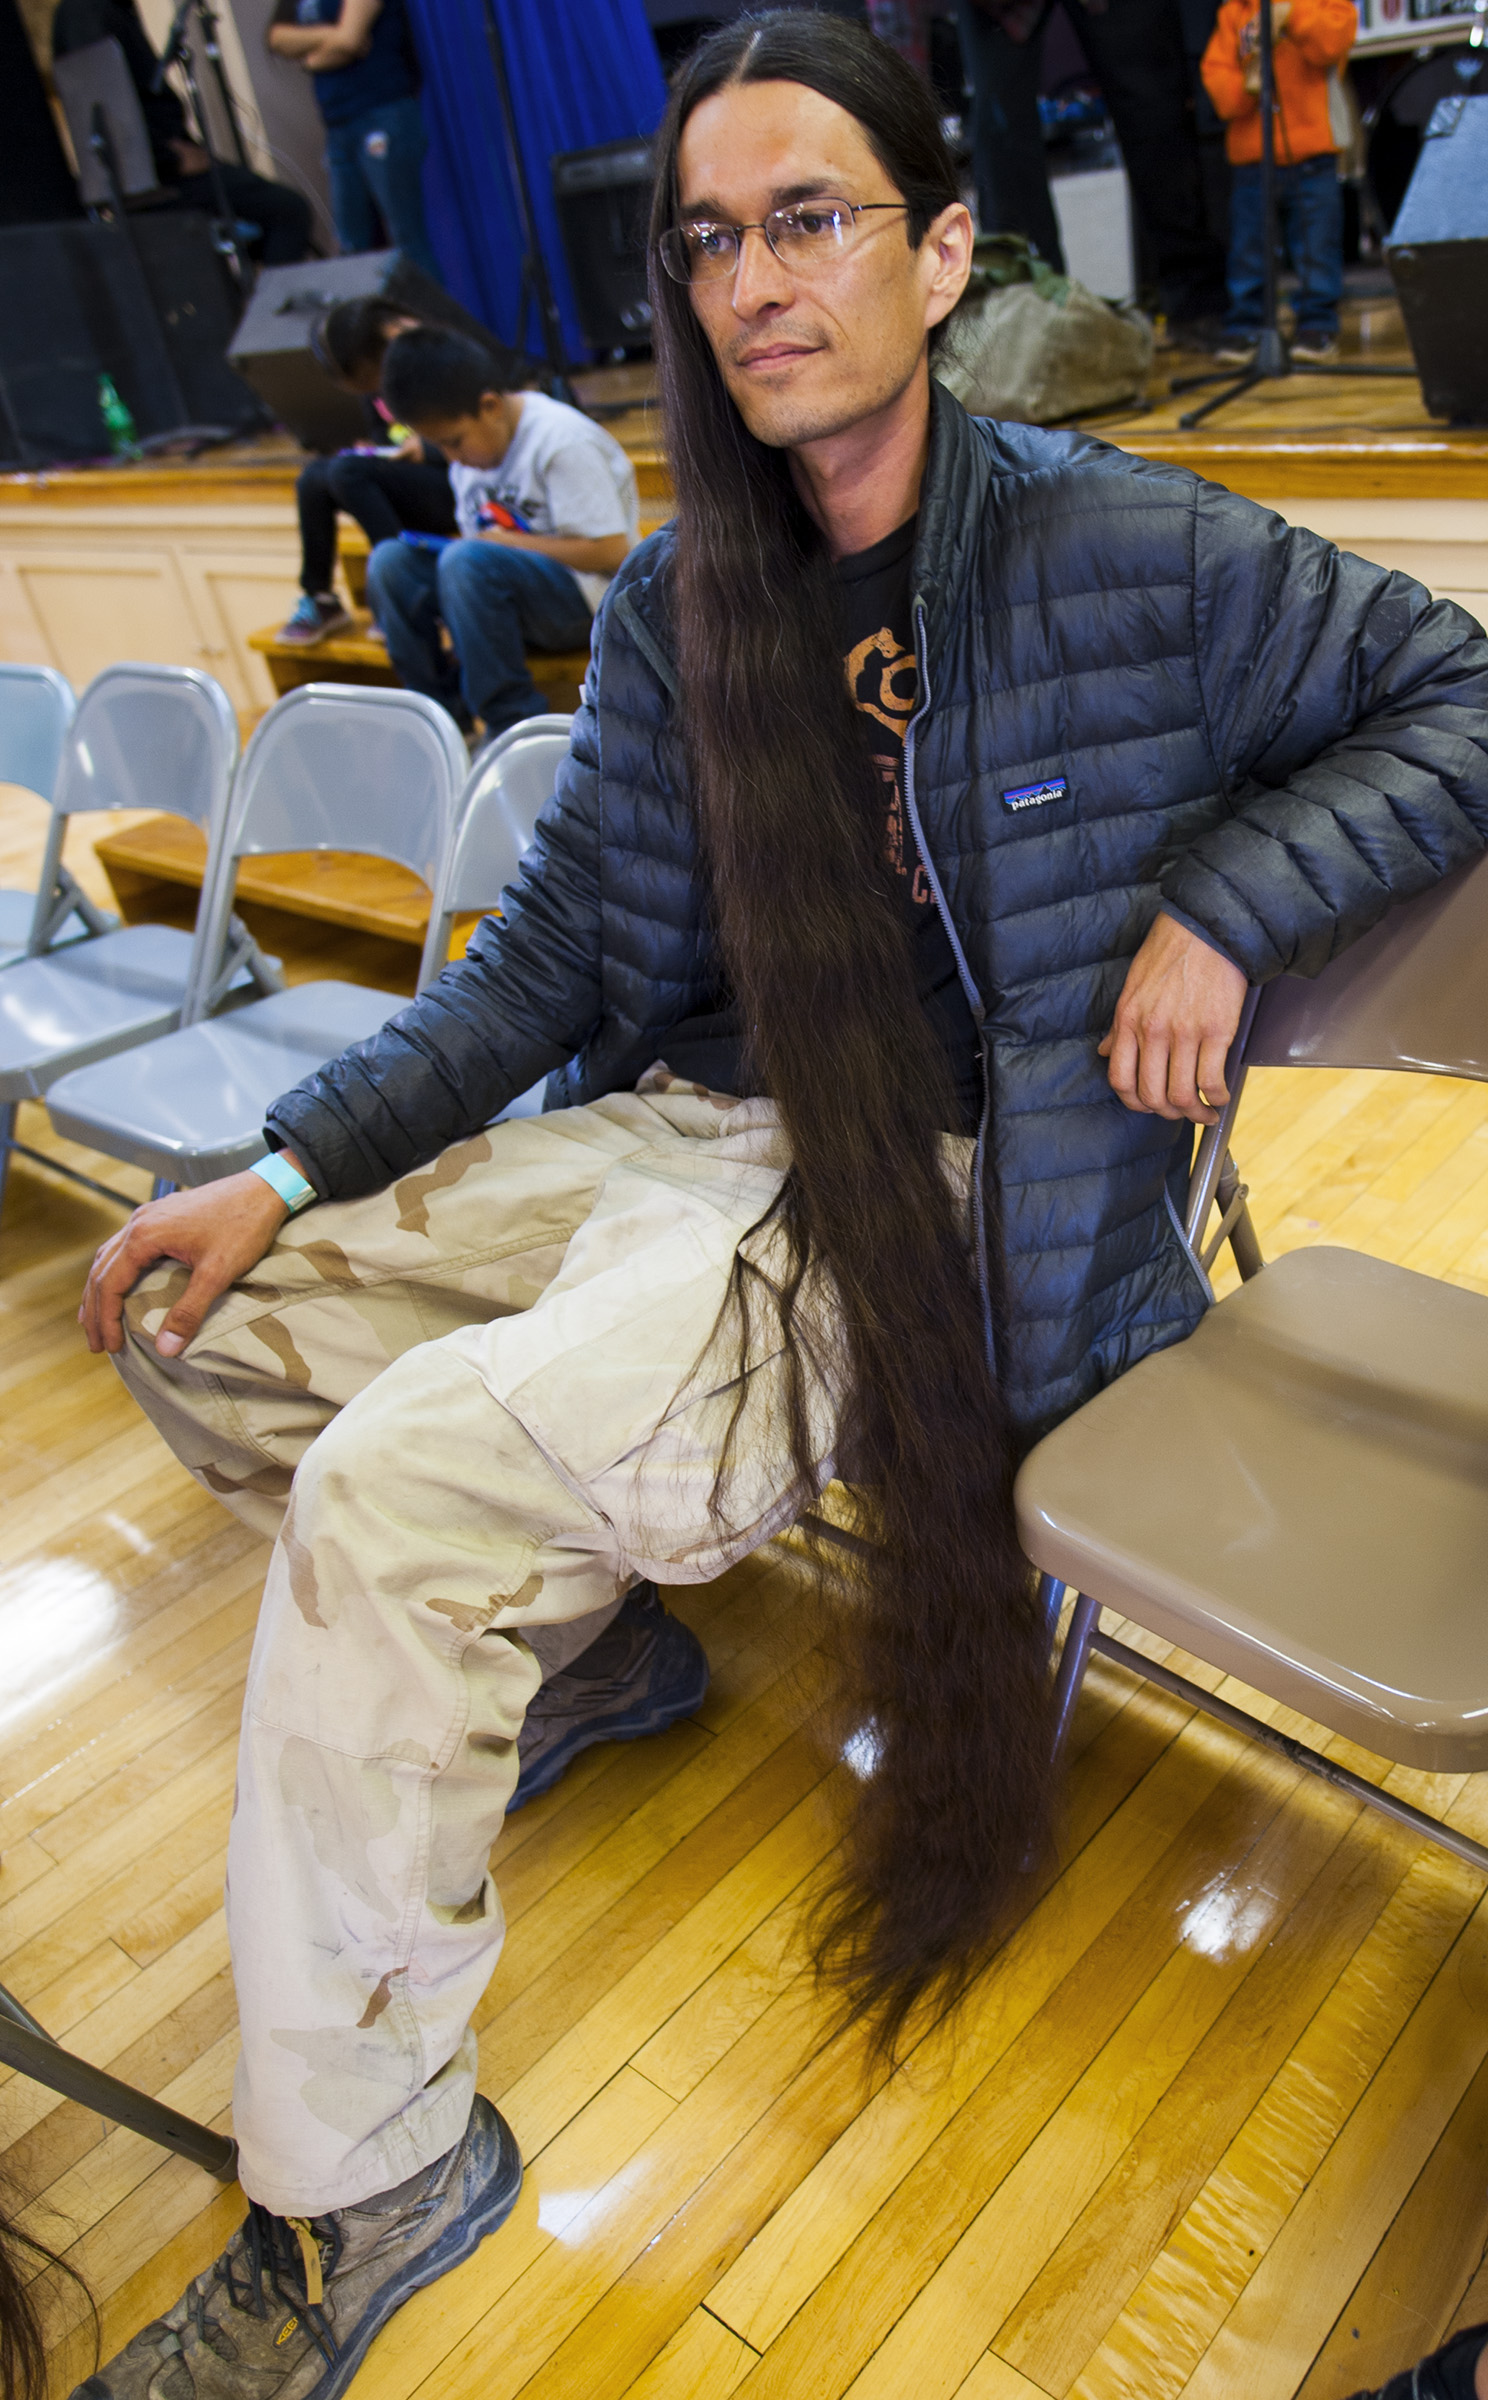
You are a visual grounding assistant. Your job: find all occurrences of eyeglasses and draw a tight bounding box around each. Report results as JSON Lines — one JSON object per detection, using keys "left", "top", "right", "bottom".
{"left": 656, "top": 199, "right": 911, "bottom": 286}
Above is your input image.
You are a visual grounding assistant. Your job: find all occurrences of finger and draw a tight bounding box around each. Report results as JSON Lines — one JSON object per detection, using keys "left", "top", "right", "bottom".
{"left": 1195, "top": 1029, "right": 1232, "bottom": 1113}
{"left": 1165, "top": 1034, "right": 1217, "bottom": 1126}
{"left": 80, "top": 1223, "right": 141, "bottom": 1352}
{"left": 155, "top": 1259, "right": 226, "bottom": 1357}
{"left": 1134, "top": 1025, "right": 1182, "bottom": 1118}
{"left": 1104, "top": 1020, "right": 1147, "bottom": 1110}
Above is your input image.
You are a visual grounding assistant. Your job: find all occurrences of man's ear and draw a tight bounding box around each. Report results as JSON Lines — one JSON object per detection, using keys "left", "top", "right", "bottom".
{"left": 922, "top": 201, "right": 975, "bottom": 334}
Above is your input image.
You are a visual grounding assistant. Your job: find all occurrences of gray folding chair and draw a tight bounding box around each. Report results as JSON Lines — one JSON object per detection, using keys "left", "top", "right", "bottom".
{"left": 427, "top": 713, "right": 575, "bottom": 1124}
{"left": 46, "top": 684, "right": 469, "bottom": 1188}
{"left": 0, "top": 662, "right": 108, "bottom": 967}
{"left": 0, "top": 664, "right": 272, "bottom": 1219}
{"left": 1016, "top": 849, "right": 1488, "bottom": 1877}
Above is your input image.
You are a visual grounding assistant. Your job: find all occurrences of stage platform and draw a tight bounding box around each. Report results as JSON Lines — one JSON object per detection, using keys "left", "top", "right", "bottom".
{"left": 6, "top": 310, "right": 1487, "bottom": 952}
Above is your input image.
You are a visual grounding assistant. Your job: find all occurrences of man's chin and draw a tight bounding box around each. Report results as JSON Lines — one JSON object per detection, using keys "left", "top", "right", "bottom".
{"left": 727, "top": 384, "right": 873, "bottom": 452}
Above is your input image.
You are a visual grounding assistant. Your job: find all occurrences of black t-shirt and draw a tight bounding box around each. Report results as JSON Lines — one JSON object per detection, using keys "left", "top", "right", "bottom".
{"left": 660, "top": 514, "right": 983, "bottom": 1134}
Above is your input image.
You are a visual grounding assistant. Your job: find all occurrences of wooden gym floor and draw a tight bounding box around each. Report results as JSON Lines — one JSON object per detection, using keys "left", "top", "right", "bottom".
{"left": 4, "top": 793, "right": 1488, "bottom": 2400}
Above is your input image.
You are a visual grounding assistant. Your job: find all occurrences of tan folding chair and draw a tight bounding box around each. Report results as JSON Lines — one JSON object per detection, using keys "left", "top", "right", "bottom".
{"left": 1015, "top": 850, "right": 1488, "bottom": 1876}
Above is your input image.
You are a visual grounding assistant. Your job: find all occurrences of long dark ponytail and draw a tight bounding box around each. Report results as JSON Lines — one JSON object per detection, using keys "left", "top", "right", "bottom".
{"left": 649, "top": 11, "right": 1054, "bottom": 2057}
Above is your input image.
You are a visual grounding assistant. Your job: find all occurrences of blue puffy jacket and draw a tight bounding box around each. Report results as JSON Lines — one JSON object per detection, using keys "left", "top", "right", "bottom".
{"left": 268, "top": 386, "right": 1488, "bottom": 1438}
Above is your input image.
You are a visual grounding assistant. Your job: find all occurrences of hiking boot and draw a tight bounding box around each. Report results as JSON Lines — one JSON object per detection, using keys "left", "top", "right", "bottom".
{"left": 72, "top": 2095, "right": 521, "bottom": 2400}
{"left": 509, "top": 1583, "right": 710, "bottom": 1811}
{"left": 277, "top": 593, "right": 353, "bottom": 647}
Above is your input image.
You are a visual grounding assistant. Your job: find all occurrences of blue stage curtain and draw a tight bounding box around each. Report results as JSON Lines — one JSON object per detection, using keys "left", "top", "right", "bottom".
{"left": 406, "top": 0, "right": 668, "bottom": 362}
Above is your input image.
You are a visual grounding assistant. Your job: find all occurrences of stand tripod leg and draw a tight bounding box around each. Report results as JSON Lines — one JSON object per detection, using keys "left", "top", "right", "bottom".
{"left": 1178, "top": 365, "right": 1267, "bottom": 429}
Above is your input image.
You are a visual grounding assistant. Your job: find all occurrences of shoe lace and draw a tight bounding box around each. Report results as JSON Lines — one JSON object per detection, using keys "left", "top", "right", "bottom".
{"left": 209, "top": 2204, "right": 344, "bottom": 2367}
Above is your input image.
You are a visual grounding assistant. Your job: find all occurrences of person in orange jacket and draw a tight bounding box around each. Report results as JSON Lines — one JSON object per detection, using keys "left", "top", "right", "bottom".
{"left": 1202, "top": 0, "right": 1355, "bottom": 361}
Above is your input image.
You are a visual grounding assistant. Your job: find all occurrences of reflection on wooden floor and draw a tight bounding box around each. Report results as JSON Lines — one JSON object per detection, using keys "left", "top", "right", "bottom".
{"left": 4, "top": 796, "right": 1488, "bottom": 2400}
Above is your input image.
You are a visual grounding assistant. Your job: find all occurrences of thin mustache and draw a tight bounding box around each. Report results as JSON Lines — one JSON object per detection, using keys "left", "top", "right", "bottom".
{"left": 727, "top": 330, "right": 826, "bottom": 367}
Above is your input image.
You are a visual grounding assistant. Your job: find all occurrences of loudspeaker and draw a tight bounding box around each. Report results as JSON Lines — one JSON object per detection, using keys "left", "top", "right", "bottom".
{"left": 552, "top": 139, "right": 653, "bottom": 355}
{"left": 227, "top": 250, "right": 526, "bottom": 453}
{"left": 1385, "top": 91, "right": 1488, "bottom": 425}
{"left": 0, "top": 212, "right": 259, "bottom": 466}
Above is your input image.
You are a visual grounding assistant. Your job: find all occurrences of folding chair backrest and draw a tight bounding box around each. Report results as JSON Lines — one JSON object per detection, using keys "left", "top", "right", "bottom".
{"left": 0, "top": 663, "right": 75, "bottom": 801}
{"left": 193, "top": 684, "right": 468, "bottom": 1004}
{"left": 30, "top": 664, "right": 239, "bottom": 958}
{"left": 428, "top": 715, "right": 574, "bottom": 971}
{"left": 1246, "top": 848, "right": 1488, "bottom": 1083}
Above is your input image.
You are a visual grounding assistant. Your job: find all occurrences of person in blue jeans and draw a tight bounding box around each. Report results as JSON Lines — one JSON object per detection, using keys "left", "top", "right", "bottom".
{"left": 366, "top": 327, "right": 639, "bottom": 741}
{"left": 268, "top": 0, "right": 439, "bottom": 280}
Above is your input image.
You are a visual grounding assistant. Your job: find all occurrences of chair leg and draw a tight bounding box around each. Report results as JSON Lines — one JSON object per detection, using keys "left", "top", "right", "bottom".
{"left": 150, "top": 1176, "right": 177, "bottom": 1201}
{"left": 0, "top": 1102, "right": 13, "bottom": 1220}
{"left": 1050, "top": 1591, "right": 1100, "bottom": 1767}
{"left": 0, "top": 1981, "right": 237, "bottom": 2183}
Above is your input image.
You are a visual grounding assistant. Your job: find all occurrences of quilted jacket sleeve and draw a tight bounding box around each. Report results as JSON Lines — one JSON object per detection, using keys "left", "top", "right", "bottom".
{"left": 1161, "top": 482, "right": 1488, "bottom": 981}
{"left": 264, "top": 677, "right": 609, "bottom": 1199}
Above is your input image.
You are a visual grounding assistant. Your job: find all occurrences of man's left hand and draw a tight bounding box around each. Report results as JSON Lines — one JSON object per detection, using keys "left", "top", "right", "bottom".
{"left": 1099, "top": 911, "right": 1248, "bottom": 1125}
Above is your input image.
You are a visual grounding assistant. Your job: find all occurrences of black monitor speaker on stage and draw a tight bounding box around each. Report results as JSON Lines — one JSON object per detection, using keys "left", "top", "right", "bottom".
{"left": 551, "top": 139, "right": 653, "bottom": 355}
{"left": 227, "top": 251, "right": 529, "bottom": 453}
{"left": 1385, "top": 93, "right": 1488, "bottom": 426}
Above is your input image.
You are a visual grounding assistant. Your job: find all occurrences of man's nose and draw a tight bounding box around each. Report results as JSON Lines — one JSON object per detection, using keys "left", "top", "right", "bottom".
{"left": 730, "top": 223, "right": 793, "bottom": 314}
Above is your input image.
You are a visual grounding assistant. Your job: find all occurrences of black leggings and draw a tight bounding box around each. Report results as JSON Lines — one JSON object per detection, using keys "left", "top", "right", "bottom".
{"left": 297, "top": 451, "right": 456, "bottom": 597}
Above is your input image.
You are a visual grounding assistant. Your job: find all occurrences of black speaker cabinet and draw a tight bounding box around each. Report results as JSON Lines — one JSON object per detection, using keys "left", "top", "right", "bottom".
{"left": 227, "top": 249, "right": 526, "bottom": 453}
{"left": 0, "top": 211, "right": 259, "bottom": 466}
{"left": 1385, "top": 91, "right": 1488, "bottom": 425}
{"left": 552, "top": 139, "right": 653, "bottom": 355}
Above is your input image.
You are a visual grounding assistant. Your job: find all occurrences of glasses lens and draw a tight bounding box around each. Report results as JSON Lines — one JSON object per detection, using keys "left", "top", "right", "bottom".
{"left": 767, "top": 203, "right": 850, "bottom": 265}
{"left": 659, "top": 223, "right": 739, "bottom": 283}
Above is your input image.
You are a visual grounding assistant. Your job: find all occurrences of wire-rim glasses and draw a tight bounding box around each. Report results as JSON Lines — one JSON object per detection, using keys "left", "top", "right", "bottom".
{"left": 657, "top": 198, "right": 911, "bottom": 285}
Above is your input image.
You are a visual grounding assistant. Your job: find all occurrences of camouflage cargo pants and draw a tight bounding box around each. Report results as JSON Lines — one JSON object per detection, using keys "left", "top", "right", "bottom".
{"left": 115, "top": 1073, "right": 845, "bottom": 2216}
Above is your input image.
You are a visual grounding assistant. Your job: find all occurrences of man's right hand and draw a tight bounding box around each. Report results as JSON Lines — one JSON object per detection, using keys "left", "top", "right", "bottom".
{"left": 80, "top": 1164, "right": 302, "bottom": 1359}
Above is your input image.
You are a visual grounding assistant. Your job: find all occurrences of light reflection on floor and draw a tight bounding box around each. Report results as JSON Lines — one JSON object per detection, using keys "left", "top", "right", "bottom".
{"left": 0, "top": 1554, "right": 121, "bottom": 1733}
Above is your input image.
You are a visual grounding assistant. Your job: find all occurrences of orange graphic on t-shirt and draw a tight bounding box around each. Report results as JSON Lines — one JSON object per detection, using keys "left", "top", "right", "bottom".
{"left": 845, "top": 626, "right": 918, "bottom": 737}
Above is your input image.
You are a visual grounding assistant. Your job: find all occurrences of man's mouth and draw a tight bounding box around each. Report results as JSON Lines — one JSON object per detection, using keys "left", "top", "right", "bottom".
{"left": 733, "top": 340, "right": 822, "bottom": 371}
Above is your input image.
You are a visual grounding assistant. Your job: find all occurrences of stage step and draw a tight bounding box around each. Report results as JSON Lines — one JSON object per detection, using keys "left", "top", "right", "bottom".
{"left": 93, "top": 812, "right": 483, "bottom": 956}
{"left": 246, "top": 610, "right": 589, "bottom": 710}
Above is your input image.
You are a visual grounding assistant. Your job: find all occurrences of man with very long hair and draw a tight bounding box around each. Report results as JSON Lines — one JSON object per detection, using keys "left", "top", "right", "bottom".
{"left": 74, "top": 13, "right": 1488, "bottom": 2393}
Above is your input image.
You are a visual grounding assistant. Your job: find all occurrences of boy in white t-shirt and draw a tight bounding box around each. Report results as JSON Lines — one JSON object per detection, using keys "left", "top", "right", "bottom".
{"left": 367, "top": 326, "right": 639, "bottom": 740}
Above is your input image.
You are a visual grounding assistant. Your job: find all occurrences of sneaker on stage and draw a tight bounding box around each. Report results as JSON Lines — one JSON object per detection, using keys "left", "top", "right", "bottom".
{"left": 277, "top": 592, "right": 354, "bottom": 647}
{"left": 1291, "top": 334, "right": 1340, "bottom": 363}
{"left": 1214, "top": 336, "right": 1259, "bottom": 366}
{"left": 72, "top": 2096, "right": 522, "bottom": 2400}
{"left": 509, "top": 1583, "right": 711, "bottom": 1811}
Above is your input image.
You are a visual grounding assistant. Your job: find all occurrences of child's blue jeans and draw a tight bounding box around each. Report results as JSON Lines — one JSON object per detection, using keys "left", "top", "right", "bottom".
{"left": 367, "top": 536, "right": 593, "bottom": 737}
{"left": 1225, "top": 152, "right": 1343, "bottom": 345}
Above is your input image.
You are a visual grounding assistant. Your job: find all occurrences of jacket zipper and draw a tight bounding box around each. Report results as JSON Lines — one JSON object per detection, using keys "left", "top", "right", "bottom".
{"left": 903, "top": 593, "right": 998, "bottom": 1374}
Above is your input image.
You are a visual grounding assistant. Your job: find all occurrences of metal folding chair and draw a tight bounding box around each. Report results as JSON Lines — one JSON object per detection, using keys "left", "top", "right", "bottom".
{"left": 0, "top": 663, "right": 108, "bottom": 968}
{"left": 426, "top": 714, "right": 575, "bottom": 1124}
{"left": 0, "top": 665, "right": 276, "bottom": 1221}
{"left": 1016, "top": 850, "right": 1488, "bottom": 1876}
{"left": 45, "top": 684, "right": 469, "bottom": 1189}
{"left": 0, "top": 1980, "right": 236, "bottom": 2184}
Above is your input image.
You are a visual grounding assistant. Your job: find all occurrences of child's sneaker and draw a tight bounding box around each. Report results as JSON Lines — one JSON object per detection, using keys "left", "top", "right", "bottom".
{"left": 278, "top": 592, "right": 353, "bottom": 646}
{"left": 73, "top": 2096, "right": 521, "bottom": 2400}
{"left": 1291, "top": 333, "right": 1339, "bottom": 363}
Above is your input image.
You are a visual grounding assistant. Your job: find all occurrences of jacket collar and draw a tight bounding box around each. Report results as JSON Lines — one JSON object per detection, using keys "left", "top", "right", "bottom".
{"left": 615, "top": 378, "right": 989, "bottom": 679}
{"left": 910, "top": 381, "right": 991, "bottom": 667}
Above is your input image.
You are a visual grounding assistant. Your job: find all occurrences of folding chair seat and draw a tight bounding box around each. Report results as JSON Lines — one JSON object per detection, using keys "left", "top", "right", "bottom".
{"left": 425, "top": 713, "right": 575, "bottom": 1124}
{"left": 0, "top": 664, "right": 272, "bottom": 1218}
{"left": 46, "top": 684, "right": 468, "bottom": 1187}
{"left": 1016, "top": 848, "right": 1488, "bottom": 1873}
{"left": 0, "top": 661, "right": 107, "bottom": 966}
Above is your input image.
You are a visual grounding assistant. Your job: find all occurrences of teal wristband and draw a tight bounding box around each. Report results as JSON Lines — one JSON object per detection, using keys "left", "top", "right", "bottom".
{"left": 249, "top": 1152, "right": 318, "bottom": 1215}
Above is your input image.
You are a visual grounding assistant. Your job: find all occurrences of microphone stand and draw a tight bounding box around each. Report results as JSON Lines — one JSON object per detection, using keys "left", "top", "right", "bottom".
{"left": 155, "top": 0, "right": 252, "bottom": 290}
{"left": 479, "top": 0, "right": 574, "bottom": 397}
{"left": 1169, "top": 0, "right": 1415, "bottom": 427}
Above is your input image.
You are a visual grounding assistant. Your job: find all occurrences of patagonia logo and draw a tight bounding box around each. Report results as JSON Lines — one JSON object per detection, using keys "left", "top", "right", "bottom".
{"left": 1002, "top": 777, "right": 1068, "bottom": 813}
